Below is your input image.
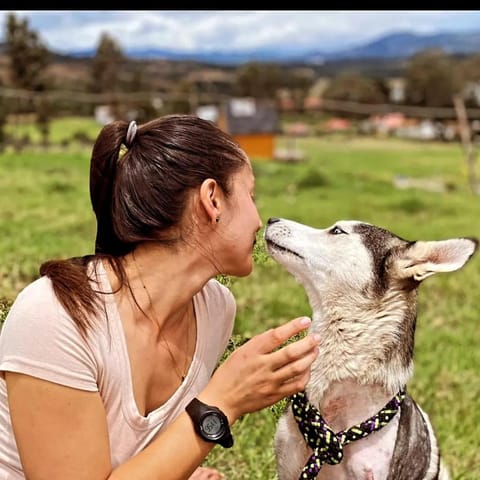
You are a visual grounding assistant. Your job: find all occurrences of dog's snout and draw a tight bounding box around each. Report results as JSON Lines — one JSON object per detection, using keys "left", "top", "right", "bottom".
{"left": 267, "top": 217, "right": 281, "bottom": 225}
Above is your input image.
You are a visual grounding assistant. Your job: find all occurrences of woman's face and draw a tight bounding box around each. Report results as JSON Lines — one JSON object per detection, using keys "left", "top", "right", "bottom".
{"left": 215, "top": 163, "right": 262, "bottom": 277}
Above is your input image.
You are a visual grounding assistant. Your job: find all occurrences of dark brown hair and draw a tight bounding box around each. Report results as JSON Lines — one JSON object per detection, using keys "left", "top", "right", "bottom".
{"left": 40, "top": 114, "right": 247, "bottom": 335}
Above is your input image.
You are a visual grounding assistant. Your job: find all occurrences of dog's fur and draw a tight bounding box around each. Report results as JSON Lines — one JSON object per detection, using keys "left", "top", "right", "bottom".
{"left": 264, "top": 217, "right": 478, "bottom": 480}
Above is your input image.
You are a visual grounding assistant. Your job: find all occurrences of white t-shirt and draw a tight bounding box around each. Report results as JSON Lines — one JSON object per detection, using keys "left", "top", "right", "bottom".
{"left": 0, "top": 260, "right": 235, "bottom": 479}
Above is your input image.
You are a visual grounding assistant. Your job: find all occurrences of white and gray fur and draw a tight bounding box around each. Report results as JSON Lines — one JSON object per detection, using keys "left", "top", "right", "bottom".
{"left": 264, "top": 218, "right": 478, "bottom": 480}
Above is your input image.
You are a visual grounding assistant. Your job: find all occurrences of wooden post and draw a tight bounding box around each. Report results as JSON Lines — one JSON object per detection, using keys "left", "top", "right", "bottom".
{"left": 453, "top": 95, "right": 480, "bottom": 195}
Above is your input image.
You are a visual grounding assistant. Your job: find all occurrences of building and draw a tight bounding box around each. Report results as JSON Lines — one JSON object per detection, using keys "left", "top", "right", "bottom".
{"left": 217, "top": 98, "right": 280, "bottom": 160}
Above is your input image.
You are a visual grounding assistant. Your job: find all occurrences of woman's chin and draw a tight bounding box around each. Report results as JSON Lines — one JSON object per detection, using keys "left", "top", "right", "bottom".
{"left": 227, "top": 261, "right": 254, "bottom": 278}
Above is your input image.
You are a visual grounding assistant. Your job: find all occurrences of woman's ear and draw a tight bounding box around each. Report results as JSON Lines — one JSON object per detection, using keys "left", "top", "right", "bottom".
{"left": 199, "top": 178, "right": 222, "bottom": 225}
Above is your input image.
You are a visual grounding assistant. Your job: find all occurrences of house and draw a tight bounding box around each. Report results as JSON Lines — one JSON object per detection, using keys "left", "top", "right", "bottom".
{"left": 195, "top": 105, "right": 219, "bottom": 124}
{"left": 216, "top": 98, "right": 280, "bottom": 160}
{"left": 464, "top": 81, "right": 480, "bottom": 106}
{"left": 395, "top": 119, "right": 438, "bottom": 141}
{"left": 94, "top": 105, "right": 138, "bottom": 125}
{"left": 277, "top": 89, "right": 296, "bottom": 112}
{"left": 94, "top": 105, "right": 115, "bottom": 125}
{"left": 385, "top": 77, "right": 406, "bottom": 104}
{"left": 368, "top": 112, "right": 408, "bottom": 136}
{"left": 324, "top": 117, "right": 352, "bottom": 132}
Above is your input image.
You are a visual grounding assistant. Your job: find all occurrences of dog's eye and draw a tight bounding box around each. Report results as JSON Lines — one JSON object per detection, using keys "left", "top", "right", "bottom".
{"left": 330, "top": 226, "right": 347, "bottom": 235}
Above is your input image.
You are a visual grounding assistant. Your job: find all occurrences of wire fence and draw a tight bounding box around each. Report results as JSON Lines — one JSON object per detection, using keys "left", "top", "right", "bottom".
{"left": 2, "top": 86, "right": 480, "bottom": 120}
{"left": 1, "top": 85, "right": 478, "bottom": 194}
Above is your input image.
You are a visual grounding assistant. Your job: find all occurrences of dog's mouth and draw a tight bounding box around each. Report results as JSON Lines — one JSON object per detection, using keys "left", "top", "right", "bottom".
{"left": 265, "top": 239, "right": 304, "bottom": 259}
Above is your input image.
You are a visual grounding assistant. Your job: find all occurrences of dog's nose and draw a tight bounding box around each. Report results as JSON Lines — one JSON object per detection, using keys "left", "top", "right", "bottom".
{"left": 267, "top": 217, "right": 281, "bottom": 225}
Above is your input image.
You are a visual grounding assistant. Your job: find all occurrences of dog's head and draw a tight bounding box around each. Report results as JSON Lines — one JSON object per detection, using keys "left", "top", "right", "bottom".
{"left": 264, "top": 217, "right": 478, "bottom": 301}
{"left": 264, "top": 217, "right": 478, "bottom": 391}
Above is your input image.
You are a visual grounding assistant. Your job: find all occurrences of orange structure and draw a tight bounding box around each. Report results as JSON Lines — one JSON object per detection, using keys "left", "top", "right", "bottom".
{"left": 216, "top": 98, "right": 280, "bottom": 161}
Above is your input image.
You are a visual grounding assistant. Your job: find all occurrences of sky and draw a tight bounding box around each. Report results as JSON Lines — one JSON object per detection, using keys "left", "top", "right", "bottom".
{"left": 1, "top": 10, "right": 480, "bottom": 54}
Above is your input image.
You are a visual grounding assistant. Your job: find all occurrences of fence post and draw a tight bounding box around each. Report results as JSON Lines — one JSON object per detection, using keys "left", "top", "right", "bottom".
{"left": 453, "top": 94, "right": 480, "bottom": 195}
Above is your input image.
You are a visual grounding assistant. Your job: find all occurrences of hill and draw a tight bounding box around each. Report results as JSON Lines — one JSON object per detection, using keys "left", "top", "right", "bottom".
{"left": 60, "top": 29, "right": 480, "bottom": 66}
{"left": 1, "top": 28, "right": 479, "bottom": 92}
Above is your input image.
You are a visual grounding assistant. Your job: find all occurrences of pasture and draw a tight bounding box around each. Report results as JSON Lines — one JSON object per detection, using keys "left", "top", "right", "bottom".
{"left": 1, "top": 124, "right": 479, "bottom": 479}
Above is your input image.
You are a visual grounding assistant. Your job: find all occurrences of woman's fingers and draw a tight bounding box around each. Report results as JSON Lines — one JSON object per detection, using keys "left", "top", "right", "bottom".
{"left": 272, "top": 345, "right": 319, "bottom": 385}
{"left": 275, "top": 369, "right": 312, "bottom": 398}
{"left": 253, "top": 316, "right": 312, "bottom": 354}
{"left": 269, "top": 332, "right": 321, "bottom": 372}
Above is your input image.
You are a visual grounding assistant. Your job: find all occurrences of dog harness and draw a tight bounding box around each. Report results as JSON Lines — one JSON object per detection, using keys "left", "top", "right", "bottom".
{"left": 291, "top": 388, "right": 406, "bottom": 479}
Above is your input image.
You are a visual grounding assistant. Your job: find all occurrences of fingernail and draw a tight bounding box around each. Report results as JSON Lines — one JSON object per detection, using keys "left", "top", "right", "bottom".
{"left": 313, "top": 333, "right": 321, "bottom": 343}
{"left": 300, "top": 317, "right": 311, "bottom": 326}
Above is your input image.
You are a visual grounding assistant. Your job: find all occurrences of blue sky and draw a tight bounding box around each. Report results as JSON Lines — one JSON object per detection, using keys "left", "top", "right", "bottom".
{"left": 1, "top": 10, "right": 480, "bottom": 54}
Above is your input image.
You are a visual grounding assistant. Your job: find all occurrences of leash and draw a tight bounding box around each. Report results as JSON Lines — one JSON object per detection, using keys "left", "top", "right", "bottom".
{"left": 291, "top": 388, "right": 406, "bottom": 479}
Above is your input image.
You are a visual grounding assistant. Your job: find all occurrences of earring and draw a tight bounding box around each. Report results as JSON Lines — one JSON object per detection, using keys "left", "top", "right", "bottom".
{"left": 215, "top": 217, "right": 220, "bottom": 223}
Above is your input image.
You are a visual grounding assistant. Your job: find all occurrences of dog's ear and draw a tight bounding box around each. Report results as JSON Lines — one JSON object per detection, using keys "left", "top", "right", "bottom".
{"left": 395, "top": 238, "right": 478, "bottom": 282}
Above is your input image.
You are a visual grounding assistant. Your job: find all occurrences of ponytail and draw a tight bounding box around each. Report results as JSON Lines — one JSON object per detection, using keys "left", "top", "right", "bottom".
{"left": 39, "top": 255, "right": 100, "bottom": 336}
{"left": 41, "top": 121, "right": 134, "bottom": 334}
{"left": 90, "top": 121, "right": 132, "bottom": 256}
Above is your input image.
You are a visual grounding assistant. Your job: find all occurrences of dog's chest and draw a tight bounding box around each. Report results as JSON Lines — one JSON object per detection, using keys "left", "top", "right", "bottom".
{"left": 315, "top": 414, "right": 399, "bottom": 480}
{"left": 302, "top": 383, "right": 402, "bottom": 479}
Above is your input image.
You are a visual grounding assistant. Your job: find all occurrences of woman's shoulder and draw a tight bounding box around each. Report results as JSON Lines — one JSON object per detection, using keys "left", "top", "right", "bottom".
{"left": 0, "top": 275, "right": 100, "bottom": 391}
{"left": 199, "top": 278, "right": 236, "bottom": 318}
{"left": 2, "top": 275, "right": 70, "bottom": 337}
{"left": 11, "top": 260, "right": 102, "bottom": 319}
{"left": 11, "top": 274, "right": 57, "bottom": 311}
{"left": 203, "top": 278, "right": 235, "bottom": 302}
{"left": 4, "top": 273, "right": 93, "bottom": 336}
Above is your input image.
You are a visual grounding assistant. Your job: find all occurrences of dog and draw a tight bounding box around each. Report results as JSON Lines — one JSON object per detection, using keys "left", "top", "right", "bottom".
{"left": 264, "top": 217, "right": 478, "bottom": 480}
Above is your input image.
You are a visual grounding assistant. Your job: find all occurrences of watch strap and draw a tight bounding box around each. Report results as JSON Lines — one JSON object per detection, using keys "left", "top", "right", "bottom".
{"left": 186, "top": 397, "right": 234, "bottom": 448}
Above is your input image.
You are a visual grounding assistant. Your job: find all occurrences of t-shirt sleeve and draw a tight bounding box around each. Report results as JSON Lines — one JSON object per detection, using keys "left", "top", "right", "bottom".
{"left": 0, "top": 276, "right": 99, "bottom": 392}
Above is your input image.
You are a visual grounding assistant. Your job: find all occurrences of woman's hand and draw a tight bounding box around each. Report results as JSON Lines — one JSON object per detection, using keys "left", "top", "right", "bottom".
{"left": 188, "top": 466, "right": 224, "bottom": 479}
{"left": 200, "top": 316, "right": 320, "bottom": 423}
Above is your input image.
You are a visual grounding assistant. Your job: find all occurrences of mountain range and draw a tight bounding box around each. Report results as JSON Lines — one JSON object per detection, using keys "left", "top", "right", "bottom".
{"left": 66, "top": 29, "right": 480, "bottom": 65}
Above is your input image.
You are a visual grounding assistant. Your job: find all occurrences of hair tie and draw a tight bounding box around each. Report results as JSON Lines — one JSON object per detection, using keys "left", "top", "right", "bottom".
{"left": 125, "top": 120, "right": 137, "bottom": 148}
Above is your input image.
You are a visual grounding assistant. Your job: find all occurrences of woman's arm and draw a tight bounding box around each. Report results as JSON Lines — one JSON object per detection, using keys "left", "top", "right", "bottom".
{"left": 6, "top": 372, "right": 113, "bottom": 480}
{"left": 6, "top": 316, "right": 319, "bottom": 480}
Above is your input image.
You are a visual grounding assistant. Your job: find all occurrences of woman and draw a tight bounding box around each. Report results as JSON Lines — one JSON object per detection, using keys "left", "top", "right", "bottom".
{"left": 0, "top": 115, "right": 320, "bottom": 480}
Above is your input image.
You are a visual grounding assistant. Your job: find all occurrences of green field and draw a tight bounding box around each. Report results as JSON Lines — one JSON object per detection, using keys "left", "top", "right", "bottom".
{"left": 1, "top": 126, "right": 480, "bottom": 478}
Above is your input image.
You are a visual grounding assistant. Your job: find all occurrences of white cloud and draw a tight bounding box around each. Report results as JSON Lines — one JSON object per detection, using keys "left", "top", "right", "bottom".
{"left": 1, "top": 10, "right": 480, "bottom": 53}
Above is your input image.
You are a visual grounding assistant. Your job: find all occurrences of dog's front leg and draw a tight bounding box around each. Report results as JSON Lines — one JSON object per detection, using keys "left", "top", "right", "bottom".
{"left": 274, "top": 406, "right": 311, "bottom": 480}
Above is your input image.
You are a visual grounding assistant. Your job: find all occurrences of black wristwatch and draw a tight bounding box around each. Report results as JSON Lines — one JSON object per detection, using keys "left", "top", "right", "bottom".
{"left": 185, "top": 397, "right": 234, "bottom": 448}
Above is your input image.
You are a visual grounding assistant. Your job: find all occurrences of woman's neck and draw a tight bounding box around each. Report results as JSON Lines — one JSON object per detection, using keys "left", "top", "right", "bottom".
{"left": 104, "top": 242, "right": 217, "bottom": 331}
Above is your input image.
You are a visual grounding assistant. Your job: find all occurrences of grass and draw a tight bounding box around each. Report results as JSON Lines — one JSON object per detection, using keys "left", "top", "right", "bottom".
{"left": 1, "top": 123, "right": 480, "bottom": 478}
{"left": 5, "top": 115, "right": 102, "bottom": 145}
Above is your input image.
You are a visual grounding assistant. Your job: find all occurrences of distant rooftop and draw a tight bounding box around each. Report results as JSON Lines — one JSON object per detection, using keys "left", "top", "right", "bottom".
{"left": 223, "top": 98, "right": 280, "bottom": 135}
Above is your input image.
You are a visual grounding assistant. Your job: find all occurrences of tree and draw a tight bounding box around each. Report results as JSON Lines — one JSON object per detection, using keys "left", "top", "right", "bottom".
{"left": 4, "top": 12, "right": 52, "bottom": 147}
{"left": 168, "top": 79, "right": 194, "bottom": 115}
{"left": 234, "top": 62, "right": 283, "bottom": 99}
{"left": 5, "top": 12, "right": 51, "bottom": 91}
{"left": 89, "top": 32, "right": 125, "bottom": 94}
{"left": 0, "top": 79, "right": 9, "bottom": 152}
{"left": 282, "top": 67, "right": 315, "bottom": 112}
{"left": 404, "top": 48, "right": 461, "bottom": 108}
{"left": 459, "top": 54, "right": 480, "bottom": 82}
{"left": 457, "top": 55, "right": 480, "bottom": 107}
{"left": 234, "top": 62, "right": 314, "bottom": 112}
{"left": 322, "top": 71, "right": 388, "bottom": 107}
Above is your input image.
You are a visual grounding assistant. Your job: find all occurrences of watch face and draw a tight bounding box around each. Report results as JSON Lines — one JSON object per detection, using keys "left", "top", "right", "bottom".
{"left": 201, "top": 413, "right": 225, "bottom": 438}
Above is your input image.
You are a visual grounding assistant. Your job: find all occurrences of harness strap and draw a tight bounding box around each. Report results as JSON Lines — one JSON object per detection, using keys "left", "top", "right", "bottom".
{"left": 292, "top": 388, "right": 406, "bottom": 479}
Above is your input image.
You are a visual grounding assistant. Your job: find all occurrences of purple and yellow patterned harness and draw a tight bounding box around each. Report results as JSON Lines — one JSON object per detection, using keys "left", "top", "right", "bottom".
{"left": 291, "top": 389, "right": 406, "bottom": 479}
